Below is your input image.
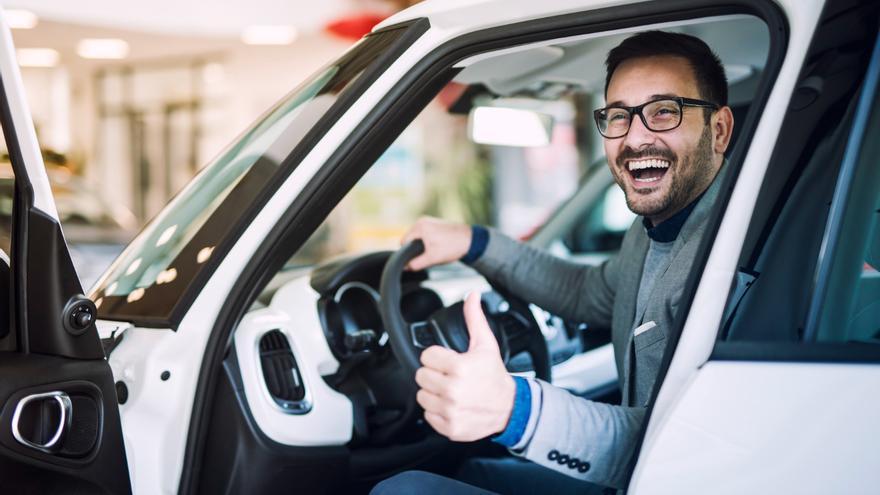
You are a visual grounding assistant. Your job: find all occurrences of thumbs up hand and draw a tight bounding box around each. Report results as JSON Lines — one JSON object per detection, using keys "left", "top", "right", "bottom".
{"left": 415, "top": 292, "right": 516, "bottom": 442}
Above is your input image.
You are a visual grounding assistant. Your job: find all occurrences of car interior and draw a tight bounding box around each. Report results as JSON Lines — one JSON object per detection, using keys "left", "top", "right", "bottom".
{"left": 719, "top": 0, "right": 880, "bottom": 346}
{"left": 188, "top": 13, "right": 774, "bottom": 494}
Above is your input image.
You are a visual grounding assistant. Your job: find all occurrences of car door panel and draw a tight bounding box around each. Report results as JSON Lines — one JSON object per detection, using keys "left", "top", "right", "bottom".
{"left": 0, "top": 354, "right": 129, "bottom": 493}
{"left": 632, "top": 361, "right": 880, "bottom": 494}
{"left": 0, "top": 11, "right": 131, "bottom": 493}
{"left": 632, "top": 2, "right": 880, "bottom": 492}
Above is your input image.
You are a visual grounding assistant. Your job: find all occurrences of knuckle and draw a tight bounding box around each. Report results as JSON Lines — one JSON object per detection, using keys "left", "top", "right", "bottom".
{"left": 445, "top": 388, "right": 463, "bottom": 408}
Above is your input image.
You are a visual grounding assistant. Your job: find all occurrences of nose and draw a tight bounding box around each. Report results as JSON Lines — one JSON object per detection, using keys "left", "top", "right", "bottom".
{"left": 622, "top": 113, "right": 657, "bottom": 149}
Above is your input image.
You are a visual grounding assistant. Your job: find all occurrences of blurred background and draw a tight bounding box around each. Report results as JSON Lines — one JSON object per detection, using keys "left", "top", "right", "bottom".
{"left": 2, "top": 0, "right": 606, "bottom": 288}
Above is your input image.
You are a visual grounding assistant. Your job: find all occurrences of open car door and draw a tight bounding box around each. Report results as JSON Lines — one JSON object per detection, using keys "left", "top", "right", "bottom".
{"left": 0, "top": 12, "right": 131, "bottom": 494}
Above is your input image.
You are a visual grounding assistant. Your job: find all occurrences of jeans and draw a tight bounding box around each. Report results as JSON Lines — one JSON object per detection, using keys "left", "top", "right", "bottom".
{"left": 371, "top": 456, "right": 608, "bottom": 495}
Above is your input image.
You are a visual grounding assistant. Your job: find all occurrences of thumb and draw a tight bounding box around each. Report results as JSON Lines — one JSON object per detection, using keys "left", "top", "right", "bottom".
{"left": 463, "top": 292, "right": 498, "bottom": 352}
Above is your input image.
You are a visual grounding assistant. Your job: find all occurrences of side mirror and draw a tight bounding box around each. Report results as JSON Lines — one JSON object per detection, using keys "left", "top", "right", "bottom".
{"left": 467, "top": 105, "right": 554, "bottom": 147}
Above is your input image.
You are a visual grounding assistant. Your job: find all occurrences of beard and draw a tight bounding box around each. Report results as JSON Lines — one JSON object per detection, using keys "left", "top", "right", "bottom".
{"left": 615, "top": 125, "right": 715, "bottom": 221}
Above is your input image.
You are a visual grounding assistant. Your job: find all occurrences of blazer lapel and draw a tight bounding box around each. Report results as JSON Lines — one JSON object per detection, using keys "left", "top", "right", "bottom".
{"left": 616, "top": 229, "right": 648, "bottom": 406}
{"left": 620, "top": 171, "right": 725, "bottom": 405}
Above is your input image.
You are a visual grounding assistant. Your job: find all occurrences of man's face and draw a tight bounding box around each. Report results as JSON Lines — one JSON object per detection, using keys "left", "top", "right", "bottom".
{"left": 603, "top": 55, "right": 724, "bottom": 224}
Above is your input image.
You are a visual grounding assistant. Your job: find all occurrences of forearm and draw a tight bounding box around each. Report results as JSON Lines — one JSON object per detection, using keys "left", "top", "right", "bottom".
{"left": 471, "top": 229, "right": 615, "bottom": 326}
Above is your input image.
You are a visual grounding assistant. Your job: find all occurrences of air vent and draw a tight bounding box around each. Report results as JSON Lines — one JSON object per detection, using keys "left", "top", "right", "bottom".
{"left": 258, "top": 330, "right": 311, "bottom": 414}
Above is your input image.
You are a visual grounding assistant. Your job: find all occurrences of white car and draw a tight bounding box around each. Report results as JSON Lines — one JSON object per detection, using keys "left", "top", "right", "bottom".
{"left": 1, "top": 0, "right": 878, "bottom": 493}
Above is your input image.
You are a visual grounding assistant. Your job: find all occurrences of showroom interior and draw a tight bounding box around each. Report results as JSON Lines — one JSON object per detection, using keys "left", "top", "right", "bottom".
{"left": 3, "top": 0, "right": 604, "bottom": 289}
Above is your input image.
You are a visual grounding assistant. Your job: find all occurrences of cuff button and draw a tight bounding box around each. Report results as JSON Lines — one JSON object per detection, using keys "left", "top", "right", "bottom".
{"left": 547, "top": 450, "right": 559, "bottom": 461}
{"left": 578, "top": 461, "right": 591, "bottom": 473}
{"left": 567, "top": 458, "right": 580, "bottom": 469}
{"left": 557, "top": 454, "right": 570, "bottom": 465}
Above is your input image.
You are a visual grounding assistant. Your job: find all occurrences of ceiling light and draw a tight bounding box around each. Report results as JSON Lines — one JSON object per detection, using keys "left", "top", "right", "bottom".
{"left": 126, "top": 288, "right": 145, "bottom": 303}
{"left": 77, "top": 38, "right": 129, "bottom": 60}
{"left": 155, "top": 225, "right": 178, "bottom": 247}
{"left": 196, "top": 246, "right": 214, "bottom": 264}
{"left": 241, "top": 26, "right": 297, "bottom": 45}
{"left": 17, "top": 48, "right": 59, "bottom": 68}
{"left": 4, "top": 9, "right": 38, "bottom": 29}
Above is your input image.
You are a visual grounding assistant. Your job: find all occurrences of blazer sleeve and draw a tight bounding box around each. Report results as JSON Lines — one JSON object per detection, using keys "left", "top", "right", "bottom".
{"left": 513, "top": 379, "right": 645, "bottom": 489}
{"left": 471, "top": 229, "right": 621, "bottom": 329}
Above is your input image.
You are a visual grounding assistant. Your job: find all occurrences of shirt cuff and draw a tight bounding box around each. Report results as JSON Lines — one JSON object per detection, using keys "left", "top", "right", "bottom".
{"left": 509, "top": 378, "right": 542, "bottom": 451}
{"left": 492, "top": 376, "right": 531, "bottom": 447}
{"left": 460, "top": 225, "right": 489, "bottom": 264}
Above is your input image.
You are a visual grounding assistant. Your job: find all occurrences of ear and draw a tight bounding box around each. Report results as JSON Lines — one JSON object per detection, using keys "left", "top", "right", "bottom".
{"left": 712, "top": 106, "right": 734, "bottom": 154}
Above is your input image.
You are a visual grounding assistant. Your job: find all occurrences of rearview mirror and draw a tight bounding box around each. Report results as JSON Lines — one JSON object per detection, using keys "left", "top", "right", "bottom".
{"left": 467, "top": 106, "right": 554, "bottom": 147}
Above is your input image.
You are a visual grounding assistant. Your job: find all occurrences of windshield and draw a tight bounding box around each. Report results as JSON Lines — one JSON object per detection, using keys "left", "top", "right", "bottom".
{"left": 93, "top": 25, "right": 417, "bottom": 323}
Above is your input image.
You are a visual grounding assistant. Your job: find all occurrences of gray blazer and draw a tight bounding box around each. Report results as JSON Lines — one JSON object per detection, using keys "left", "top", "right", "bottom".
{"left": 472, "top": 176, "right": 722, "bottom": 489}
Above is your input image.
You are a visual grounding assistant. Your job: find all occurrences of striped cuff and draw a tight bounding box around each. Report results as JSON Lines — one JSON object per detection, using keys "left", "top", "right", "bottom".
{"left": 461, "top": 225, "right": 489, "bottom": 264}
{"left": 492, "top": 376, "right": 531, "bottom": 447}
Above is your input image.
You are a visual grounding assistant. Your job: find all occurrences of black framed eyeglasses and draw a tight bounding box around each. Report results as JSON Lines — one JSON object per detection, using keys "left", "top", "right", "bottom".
{"left": 593, "top": 97, "right": 719, "bottom": 139}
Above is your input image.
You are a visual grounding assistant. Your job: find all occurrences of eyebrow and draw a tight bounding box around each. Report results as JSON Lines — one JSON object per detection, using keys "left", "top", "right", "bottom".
{"left": 605, "top": 93, "right": 681, "bottom": 107}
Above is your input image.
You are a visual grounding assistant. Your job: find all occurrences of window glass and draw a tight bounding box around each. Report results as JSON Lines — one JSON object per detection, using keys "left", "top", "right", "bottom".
{"left": 719, "top": 30, "right": 879, "bottom": 346}
{"left": 287, "top": 91, "right": 588, "bottom": 267}
{"left": 812, "top": 84, "right": 880, "bottom": 344}
{"left": 93, "top": 27, "right": 412, "bottom": 321}
{"left": 562, "top": 183, "right": 635, "bottom": 256}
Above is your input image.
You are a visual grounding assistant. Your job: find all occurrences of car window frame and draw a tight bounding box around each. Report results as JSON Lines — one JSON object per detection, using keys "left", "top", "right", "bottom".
{"left": 179, "top": 1, "right": 790, "bottom": 492}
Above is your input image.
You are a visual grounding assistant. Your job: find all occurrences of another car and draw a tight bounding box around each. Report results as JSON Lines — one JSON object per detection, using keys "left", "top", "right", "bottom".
{"left": 0, "top": 1, "right": 878, "bottom": 494}
{"left": 0, "top": 165, "right": 137, "bottom": 289}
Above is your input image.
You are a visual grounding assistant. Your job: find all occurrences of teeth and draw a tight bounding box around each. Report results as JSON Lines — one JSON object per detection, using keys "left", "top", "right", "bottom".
{"left": 627, "top": 159, "right": 670, "bottom": 171}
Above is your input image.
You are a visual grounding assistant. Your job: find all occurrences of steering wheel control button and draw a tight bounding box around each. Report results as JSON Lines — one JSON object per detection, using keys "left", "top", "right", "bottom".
{"left": 578, "top": 461, "right": 591, "bottom": 473}
{"left": 410, "top": 322, "right": 436, "bottom": 348}
{"left": 547, "top": 450, "right": 559, "bottom": 461}
{"left": 409, "top": 321, "right": 448, "bottom": 349}
{"left": 557, "top": 454, "right": 570, "bottom": 465}
{"left": 344, "top": 329, "right": 379, "bottom": 353}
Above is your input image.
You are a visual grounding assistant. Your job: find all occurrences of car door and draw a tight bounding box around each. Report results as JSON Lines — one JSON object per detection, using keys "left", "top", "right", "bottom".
{"left": 0, "top": 13, "right": 131, "bottom": 494}
{"left": 630, "top": 1, "right": 880, "bottom": 493}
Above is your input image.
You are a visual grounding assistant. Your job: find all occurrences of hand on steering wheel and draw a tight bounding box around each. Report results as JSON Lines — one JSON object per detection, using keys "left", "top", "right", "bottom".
{"left": 379, "top": 240, "right": 552, "bottom": 441}
{"left": 415, "top": 292, "right": 516, "bottom": 441}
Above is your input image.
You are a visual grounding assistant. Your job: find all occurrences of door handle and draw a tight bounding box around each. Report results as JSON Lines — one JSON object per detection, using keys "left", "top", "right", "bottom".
{"left": 11, "top": 391, "right": 72, "bottom": 453}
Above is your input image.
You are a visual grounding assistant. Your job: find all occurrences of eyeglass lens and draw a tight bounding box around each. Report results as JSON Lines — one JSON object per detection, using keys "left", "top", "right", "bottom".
{"left": 599, "top": 99, "right": 682, "bottom": 137}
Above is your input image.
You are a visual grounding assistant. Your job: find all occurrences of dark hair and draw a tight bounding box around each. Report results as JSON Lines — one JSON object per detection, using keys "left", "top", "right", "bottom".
{"left": 605, "top": 31, "right": 728, "bottom": 110}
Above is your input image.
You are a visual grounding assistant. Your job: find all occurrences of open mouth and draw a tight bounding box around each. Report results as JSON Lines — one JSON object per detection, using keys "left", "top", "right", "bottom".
{"left": 627, "top": 158, "right": 670, "bottom": 185}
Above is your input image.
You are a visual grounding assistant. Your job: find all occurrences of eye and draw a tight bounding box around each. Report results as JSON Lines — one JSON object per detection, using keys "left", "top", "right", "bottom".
{"left": 649, "top": 103, "right": 680, "bottom": 120}
{"left": 606, "top": 109, "right": 629, "bottom": 122}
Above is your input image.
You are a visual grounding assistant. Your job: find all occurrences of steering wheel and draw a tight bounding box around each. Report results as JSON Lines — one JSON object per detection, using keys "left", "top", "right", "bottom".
{"left": 379, "top": 240, "right": 552, "bottom": 384}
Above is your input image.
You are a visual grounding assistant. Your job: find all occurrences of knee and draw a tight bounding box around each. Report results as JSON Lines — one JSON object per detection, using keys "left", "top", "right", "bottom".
{"left": 371, "top": 470, "right": 433, "bottom": 494}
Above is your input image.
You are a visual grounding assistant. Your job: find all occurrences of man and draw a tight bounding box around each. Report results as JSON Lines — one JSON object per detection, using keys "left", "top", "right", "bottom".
{"left": 374, "top": 31, "right": 733, "bottom": 494}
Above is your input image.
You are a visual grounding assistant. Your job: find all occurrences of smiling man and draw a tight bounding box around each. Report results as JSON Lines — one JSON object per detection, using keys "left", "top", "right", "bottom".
{"left": 374, "top": 31, "right": 733, "bottom": 494}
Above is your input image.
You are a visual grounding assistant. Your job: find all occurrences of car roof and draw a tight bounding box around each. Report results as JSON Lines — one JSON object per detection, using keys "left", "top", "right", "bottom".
{"left": 375, "top": 0, "right": 633, "bottom": 33}
{"left": 450, "top": 15, "right": 767, "bottom": 106}
{"left": 377, "top": 2, "right": 771, "bottom": 107}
